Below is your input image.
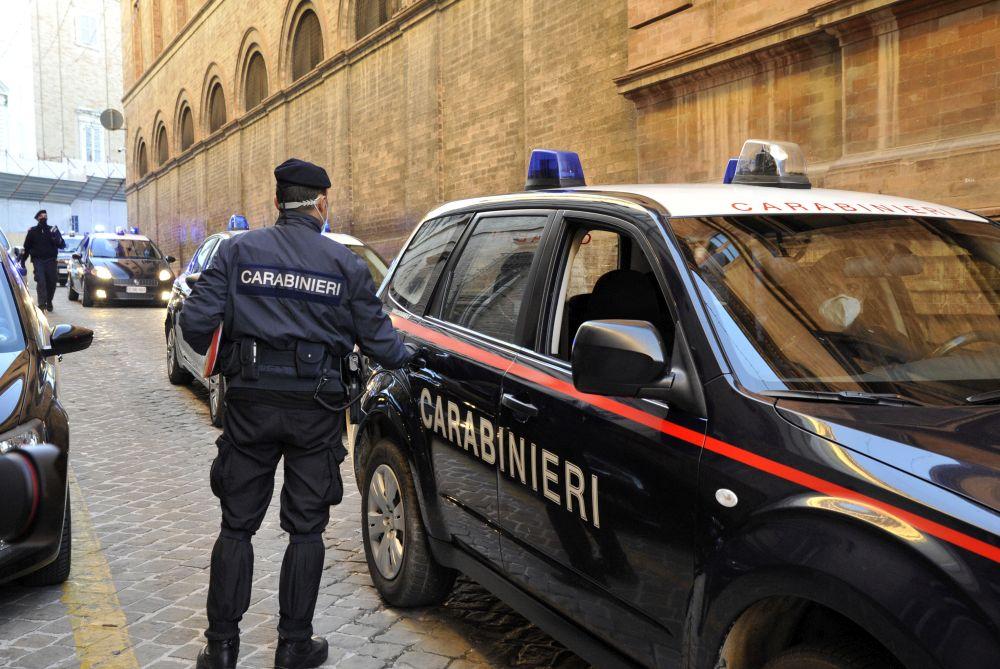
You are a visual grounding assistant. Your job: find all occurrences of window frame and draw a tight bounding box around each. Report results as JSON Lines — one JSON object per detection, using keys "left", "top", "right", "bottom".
{"left": 188, "top": 236, "right": 220, "bottom": 273}
{"left": 532, "top": 209, "right": 680, "bottom": 365}
{"left": 75, "top": 13, "right": 99, "bottom": 49}
{"left": 425, "top": 208, "right": 558, "bottom": 350}
{"left": 385, "top": 214, "right": 471, "bottom": 317}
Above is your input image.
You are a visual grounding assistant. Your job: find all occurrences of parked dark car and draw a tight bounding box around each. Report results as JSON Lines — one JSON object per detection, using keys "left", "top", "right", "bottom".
{"left": 352, "top": 142, "right": 1000, "bottom": 669}
{"left": 67, "top": 232, "right": 175, "bottom": 307}
{"left": 0, "top": 248, "right": 93, "bottom": 586}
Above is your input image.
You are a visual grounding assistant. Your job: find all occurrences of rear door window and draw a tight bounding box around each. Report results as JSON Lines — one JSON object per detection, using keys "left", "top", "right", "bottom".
{"left": 438, "top": 214, "right": 547, "bottom": 344}
{"left": 387, "top": 215, "right": 468, "bottom": 314}
{"left": 188, "top": 237, "right": 219, "bottom": 273}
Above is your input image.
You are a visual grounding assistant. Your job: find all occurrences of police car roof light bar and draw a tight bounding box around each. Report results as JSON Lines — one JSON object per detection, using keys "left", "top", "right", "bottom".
{"left": 731, "top": 139, "right": 811, "bottom": 190}
{"left": 723, "top": 158, "right": 739, "bottom": 184}
{"left": 525, "top": 149, "right": 586, "bottom": 191}
{"left": 115, "top": 226, "right": 126, "bottom": 235}
{"left": 129, "top": 226, "right": 140, "bottom": 235}
{"left": 228, "top": 215, "right": 250, "bottom": 231}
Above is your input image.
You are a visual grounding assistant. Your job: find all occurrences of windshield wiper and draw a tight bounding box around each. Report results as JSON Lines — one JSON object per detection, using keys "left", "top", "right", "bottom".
{"left": 761, "top": 389, "right": 926, "bottom": 406}
{"left": 965, "top": 389, "right": 1000, "bottom": 405}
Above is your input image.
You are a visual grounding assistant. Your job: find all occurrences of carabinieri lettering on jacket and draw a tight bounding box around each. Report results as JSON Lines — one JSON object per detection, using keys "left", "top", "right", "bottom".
{"left": 237, "top": 264, "right": 346, "bottom": 305}
{"left": 419, "top": 387, "right": 601, "bottom": 529}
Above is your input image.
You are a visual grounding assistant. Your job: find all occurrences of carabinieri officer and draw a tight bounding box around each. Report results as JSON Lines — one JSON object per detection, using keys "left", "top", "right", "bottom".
{"left": 180, "top": 158, "right": 413, "bottom": 669}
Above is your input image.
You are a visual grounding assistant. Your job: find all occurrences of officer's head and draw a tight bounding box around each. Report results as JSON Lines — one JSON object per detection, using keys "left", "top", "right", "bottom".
{"left": 273, "top": 158, "right": 332, "bottom": 224}
{"left": 34, "top": 209, "right": 48, "bottom": 224}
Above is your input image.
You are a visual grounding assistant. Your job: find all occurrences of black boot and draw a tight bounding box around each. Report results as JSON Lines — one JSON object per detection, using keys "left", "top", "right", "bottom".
{"left": 195, "top": 637, "right": 239, "bottom": 669}
{"left": 274, "top": 636, "right": 328, "bottom": 669}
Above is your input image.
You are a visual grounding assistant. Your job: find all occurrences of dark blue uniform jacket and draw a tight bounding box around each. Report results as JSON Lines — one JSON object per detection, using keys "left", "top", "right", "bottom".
{"left": 179, "top": 211, "right": 408, "bottom": 392}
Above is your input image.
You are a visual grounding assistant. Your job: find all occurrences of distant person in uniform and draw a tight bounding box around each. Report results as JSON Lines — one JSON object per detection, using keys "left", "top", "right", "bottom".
{"left": 180, "top": 159, "right": 414, "bottom": 669}
{"left": 21, "top": 210, "right": 65, "bottom": 312}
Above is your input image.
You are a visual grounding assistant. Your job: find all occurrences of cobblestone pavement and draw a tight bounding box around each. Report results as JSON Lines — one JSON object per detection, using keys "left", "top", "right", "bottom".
{"left": 0, "top": 291, "right": 590, "bottom": 669}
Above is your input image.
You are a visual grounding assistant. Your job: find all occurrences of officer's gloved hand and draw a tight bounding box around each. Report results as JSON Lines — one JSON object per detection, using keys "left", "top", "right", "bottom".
{"left": 403, "top": 342, "right": 421, "bottom": 366}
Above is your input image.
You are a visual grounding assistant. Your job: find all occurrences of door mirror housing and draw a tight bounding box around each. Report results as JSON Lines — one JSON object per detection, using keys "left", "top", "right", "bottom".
{"left": 184, "top": 272, "right": 201, "bottom": 288}
{"left": 571, "top": 319, "right": 705, "bottom": 416}
{"left": 165, "top": 255, "right": 176, "bottom": 263}
{"left": 44, "top": 324, "right": 94, "bottom": 357}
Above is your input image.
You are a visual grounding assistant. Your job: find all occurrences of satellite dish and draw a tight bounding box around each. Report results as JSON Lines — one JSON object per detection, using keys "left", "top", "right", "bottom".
{"left": 100, "top": 108, "right": 125, "bottom": 131}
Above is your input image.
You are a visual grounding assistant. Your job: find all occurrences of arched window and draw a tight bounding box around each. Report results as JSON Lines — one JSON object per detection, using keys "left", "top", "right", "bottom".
{"left": 179, "top": 104, "right": 194, "bottom": 150}
{"left": 136, "top": 139, "right": 149, "bottom": 177}
{"left": 290, "top": 10, "right": 323, "bottom": 81}
{"left": 244, "top": 52, "right": 269, "bottom": 110}
{"left": 356, "top": 0, "right": 396, "bottom": 39}
{"left": 208, "top": 82, "right": 227, "bottom": 132}
{"left": 155, "top": 124, "right": 169, "bottom": 164}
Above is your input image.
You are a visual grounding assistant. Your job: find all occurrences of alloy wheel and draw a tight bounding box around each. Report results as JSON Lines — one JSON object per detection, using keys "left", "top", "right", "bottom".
{"left": 367, "top": 464, "right": 405, "bottom": 579}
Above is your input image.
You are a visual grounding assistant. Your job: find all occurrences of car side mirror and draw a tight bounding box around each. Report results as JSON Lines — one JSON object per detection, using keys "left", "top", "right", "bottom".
{"left": 165, "top": 255, "right": 176, "bottom": 263}
{"left": 12, "top": 246, "right": 23, "bottom": 258}
{"left": 571, "top": 320, "right": 705, "bottom": 416}
{"left": 184, "top": 272, "right": 202, "bottom": 288}
{"left": 71, "top": 253, "right": 82, "bottom": 261}
{"left": 44, "top": 324, "right": 94, "bottom": 357}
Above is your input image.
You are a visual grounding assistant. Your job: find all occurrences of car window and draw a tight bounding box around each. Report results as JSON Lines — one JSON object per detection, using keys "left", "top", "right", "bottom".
{"left": 0, "top": 266, "right": 27, "bottom": 353}
{"left": 0, "top": 229, "right": 9, "bottom": 251}
{"left": 549, "top": 222, "right": 672, "bottom": 360}
{"left": 188, "top": 237, "right": 219, "bottom": 273}
{"left": 348, "top": 245, "right": 388, "bottom": 286}
{"left": 62, "top": 237, "right": 84, "bottom": 253}
{"left": 439, "top": 215, "right": 546, "bottom": 344}
{"left": 387, "top": 215, "right": 468, "bottom": 313}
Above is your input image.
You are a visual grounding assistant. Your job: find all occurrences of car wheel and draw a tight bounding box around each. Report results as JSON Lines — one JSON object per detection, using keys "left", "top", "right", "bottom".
{"left": 166, "top": 326, "right": 193, "bottom": 385}
{"left": 361, "top": 438, "right": 456, "bottom": 607}
{"left": 762, "top": 641, "right": 889, "bottom": 669}
{"left": 81, "top": 279, "right": 93, "bottom": 307}
{"left": 209, "top": 374, "right": 226, "bottom": 427}
{"left": 20, "top": 494, "right": 72, "bottom": 586}
{"left": 67, "top": 281, "right": 79, "bottom": 301}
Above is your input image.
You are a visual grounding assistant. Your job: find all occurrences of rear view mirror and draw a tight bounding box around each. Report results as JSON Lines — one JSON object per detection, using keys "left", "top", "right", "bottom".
{"left": 45, "top": 324, "right": 94, "bottom": 356}
{"left": 185, "top": 272, "right": 202, "bottom": 288}
{"left": 572, "top": 320, "right": 666, "bottom": 396}
{"left": 165, "top": 255, "right": 176, "bottom": 263}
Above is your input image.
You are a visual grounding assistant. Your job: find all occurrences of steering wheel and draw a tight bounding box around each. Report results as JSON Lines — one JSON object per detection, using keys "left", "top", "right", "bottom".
{"left": 930, "top": 331, "right": 1000, "bottom": 358}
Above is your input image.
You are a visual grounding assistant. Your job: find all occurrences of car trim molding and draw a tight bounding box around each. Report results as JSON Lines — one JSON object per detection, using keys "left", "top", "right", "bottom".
{"left": 390, "top": 312, "right": 1000, "bottom": 565}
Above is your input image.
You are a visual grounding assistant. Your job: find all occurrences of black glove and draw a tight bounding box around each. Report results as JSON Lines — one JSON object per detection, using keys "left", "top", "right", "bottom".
{"left": 404, "top": 342, "right": 420, "bottom": 364}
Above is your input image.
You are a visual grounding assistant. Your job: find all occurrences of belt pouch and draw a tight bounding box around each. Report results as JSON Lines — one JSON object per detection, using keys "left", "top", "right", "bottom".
{"left": 240, "top": 340, "right": 259, "bottom": 380}
{"left": 295, "top": 341, "right": 326, "bottom": 378}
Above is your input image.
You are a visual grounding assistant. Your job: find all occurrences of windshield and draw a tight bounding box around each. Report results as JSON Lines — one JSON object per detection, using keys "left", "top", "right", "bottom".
{"left": 672, "top": 215, "right": 1000, "bottom": 406}
{"left": 62, "top": 237, "right": 83, "bottom": 253}
{"left": 349, "top": 245, "right": 388, "bottom": 286}
{"left": 90, "top": 238, "right": 162, "bottom": 259}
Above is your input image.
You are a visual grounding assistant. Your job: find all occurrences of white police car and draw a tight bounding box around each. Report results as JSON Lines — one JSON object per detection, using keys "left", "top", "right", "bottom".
{"left": 353, "top": 140, "right": 1000, "bottom": 669}
{"left": 165, "top": 215, "right": 389, "bottom": 426}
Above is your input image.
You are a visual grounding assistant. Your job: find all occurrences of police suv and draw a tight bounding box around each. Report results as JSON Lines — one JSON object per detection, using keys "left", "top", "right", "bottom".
{"left": 353, "top": 141, "right": 1000, "bottom": 669}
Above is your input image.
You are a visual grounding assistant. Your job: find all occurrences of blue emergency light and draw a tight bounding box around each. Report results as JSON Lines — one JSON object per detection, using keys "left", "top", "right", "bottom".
{"left": 228, "top": 215, "right": 250, "bottom": 231}
{"left": 723, "top": 158, "right": 739, "bottom": 184}
{"left": 525, "top": 149, "right": 586, "bottom": 191}
{"left": 115, "top": 226, "right": 126, "bottom": 235}
{"left": 322, "top": 221, "right": 331, "bottom": 233}
{"left": 129, "top": 226, "right": 140, "bottom": 234}
{"left": 729, "top": 139, "right": 811, "bottom": 189}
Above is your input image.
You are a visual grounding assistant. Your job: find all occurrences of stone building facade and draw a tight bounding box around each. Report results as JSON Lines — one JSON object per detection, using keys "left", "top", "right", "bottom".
{"left": 122, "top": 0, "right": 1000, "bottom": 263}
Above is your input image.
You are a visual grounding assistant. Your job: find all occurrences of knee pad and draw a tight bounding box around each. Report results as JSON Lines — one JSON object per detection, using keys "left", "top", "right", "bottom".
{"left": 289, "top": 532, "right": 323, "bottom": 545}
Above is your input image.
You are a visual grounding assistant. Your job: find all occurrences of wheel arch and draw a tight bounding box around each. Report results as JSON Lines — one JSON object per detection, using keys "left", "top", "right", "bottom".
{"left": 689, "top": 505, "right": 1000, "bottom": 669}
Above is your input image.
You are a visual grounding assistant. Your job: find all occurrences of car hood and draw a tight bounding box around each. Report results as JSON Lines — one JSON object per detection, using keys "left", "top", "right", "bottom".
{"left": 93, "top": 258, "right": 165, "bottom": 280}
{"left": 0, "top": 350, "right": 29, "bottom": 432}
{"left": 776, "top": 401, "right": 1000, "bottom": 513}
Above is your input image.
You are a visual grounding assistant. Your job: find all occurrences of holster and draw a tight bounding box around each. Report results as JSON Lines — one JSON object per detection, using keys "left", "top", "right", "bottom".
{"left": 239, "top": 340, "right": 259, "bottom": 380}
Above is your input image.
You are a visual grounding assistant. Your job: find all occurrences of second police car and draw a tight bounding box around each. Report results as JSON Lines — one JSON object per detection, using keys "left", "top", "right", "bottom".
{"left": 66, "top": 226, "right": 176, "bottom": 307}
{"left": 352, "top": 141, "right": 1000, "bottom": 669}
{"left": 165, "top": 215, "right": 389, "bottom": 426}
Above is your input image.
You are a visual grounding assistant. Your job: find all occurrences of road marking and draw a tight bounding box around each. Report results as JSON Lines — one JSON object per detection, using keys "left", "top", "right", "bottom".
{"left": 61, "top": 471, "right": 139, "bottom": 669}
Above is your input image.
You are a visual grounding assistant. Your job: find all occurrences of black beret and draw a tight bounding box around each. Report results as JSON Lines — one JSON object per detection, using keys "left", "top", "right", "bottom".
{"left": 34, "top": 209, "right": 47, "bottom": 219}
{"left": 274, "top": 158, "right": 331, "bottom": 189}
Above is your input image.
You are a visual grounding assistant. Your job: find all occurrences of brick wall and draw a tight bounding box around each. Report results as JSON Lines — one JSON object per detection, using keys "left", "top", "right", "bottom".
{"left": 123, "top": 0, "right": 999, "bottom": 266}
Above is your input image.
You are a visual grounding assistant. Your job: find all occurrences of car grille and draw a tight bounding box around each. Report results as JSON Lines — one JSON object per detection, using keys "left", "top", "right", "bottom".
{"left": 113, "top": 278, "right": 159, "bottom": 287}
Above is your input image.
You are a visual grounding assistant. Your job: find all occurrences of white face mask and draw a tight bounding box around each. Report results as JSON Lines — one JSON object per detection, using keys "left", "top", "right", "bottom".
{"left": 819, "top": 294, "right": 862, "bottom": 330}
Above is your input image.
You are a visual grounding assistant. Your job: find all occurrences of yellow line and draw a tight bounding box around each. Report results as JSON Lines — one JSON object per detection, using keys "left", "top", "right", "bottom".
{"left": 61, "top": 471, "right": 139, "bottom": 669}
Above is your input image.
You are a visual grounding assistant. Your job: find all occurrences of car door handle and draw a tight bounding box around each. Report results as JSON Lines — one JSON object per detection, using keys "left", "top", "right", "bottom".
{"left": 501, "top": 393, "right": 538, "bottom": 421}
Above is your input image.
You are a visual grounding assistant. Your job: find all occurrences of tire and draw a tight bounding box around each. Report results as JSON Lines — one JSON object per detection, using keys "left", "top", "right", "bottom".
{"left": 361, "top": 438, "right": 456, "bottom": 607}
{"left": 20, "top": 494, "right": 72, "bottom": 586}
{"left": 209, "top": 374, "right": 226, "bottom": 427}
{"left": 166, "top": 325, "right": 193, "bottom": 385}
{"left": 81, "top": 280, "right": 93, "bottom": 307}
{"left": 762, "top": 641, "right": 889, "bottom": 669}
{"left": 67, "top": 281, "right": 78, "bottom": 301}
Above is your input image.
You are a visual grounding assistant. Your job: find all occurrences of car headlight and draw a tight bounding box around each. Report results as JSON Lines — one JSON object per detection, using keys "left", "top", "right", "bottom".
{"left": 158, "top": 269, "right": 172, "bottom": 281}
{"left": 92, "top": 266, "right": 113, "bottom": 280}
{"left": 0, "top": 424, "right": 41, "bottom": 454}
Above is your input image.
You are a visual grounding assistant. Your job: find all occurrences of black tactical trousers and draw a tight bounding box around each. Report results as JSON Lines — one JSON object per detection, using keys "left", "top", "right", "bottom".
{"left": 33, "top": 258, "right": 57, "bottom": 307}
{"left": 205, "top": 396, "right": 346, "bottom": 642}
